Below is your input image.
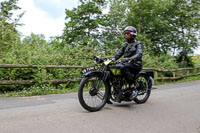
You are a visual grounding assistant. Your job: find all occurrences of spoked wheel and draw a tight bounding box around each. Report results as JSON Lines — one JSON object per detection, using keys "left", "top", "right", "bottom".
{"left": 78, "top": 75, "right": 109, "bottom": 112}
{"left": 134, "top": 74, "right": 151, "bottom": 104}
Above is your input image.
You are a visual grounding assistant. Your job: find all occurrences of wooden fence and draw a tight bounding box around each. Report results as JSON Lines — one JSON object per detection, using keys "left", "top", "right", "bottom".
{"left": 0, "top": 64, "right": 200, "bottom": 85}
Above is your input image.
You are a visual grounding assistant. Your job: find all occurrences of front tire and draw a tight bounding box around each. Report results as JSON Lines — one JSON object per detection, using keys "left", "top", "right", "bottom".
{"left": 78, "top": 75, "right": 109, "bottom": 112}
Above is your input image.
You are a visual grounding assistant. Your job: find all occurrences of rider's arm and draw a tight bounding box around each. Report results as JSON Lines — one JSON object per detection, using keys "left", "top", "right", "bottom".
{"left": 113, "top": 42, "right": 128, "bottom": 60}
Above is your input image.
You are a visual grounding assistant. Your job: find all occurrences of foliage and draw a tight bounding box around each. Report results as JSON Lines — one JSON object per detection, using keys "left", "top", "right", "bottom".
{"left": 100, "top": 0, "right": 127, "bottom": 53}
{"left": 176, "top": 51, "right": 194, "bottom": 68}
{"left": 108, "top": 0, "right": 200, "bottom": 64}
{"left": 168, "top": 0, "right": 200, "bottom": 67}
{"left": 60, "top": 0, "right": 108, "bottom": 46}
{"left": 61, "top": 0, "right": 199, "bottom": 66}
{"left": 0, "top": 0, "right": 199, "bottom": 95}
{"left": 0, "top": 83, "right": 79, "bottom": 97}
{"left": 0, "top": 0, "right": 24, "bottom": 53}
{"left": 143, "top": 52, "right": 178, "bottom": 69}
{"left": 0, "top": 33, "right": 105, "bottom": 92}
{"left": 192, "top": 55, "right": 200, "bottom": 67}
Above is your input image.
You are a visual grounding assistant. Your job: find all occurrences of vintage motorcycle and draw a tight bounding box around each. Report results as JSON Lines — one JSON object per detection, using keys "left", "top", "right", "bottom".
{"left": 78, "top": 56, "right": 154, "bottom": 112}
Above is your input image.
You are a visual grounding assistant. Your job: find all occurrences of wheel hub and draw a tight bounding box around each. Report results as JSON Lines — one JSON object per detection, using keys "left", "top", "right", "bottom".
{"left": 89, "top": 88, "right": 98, "bottom": 96}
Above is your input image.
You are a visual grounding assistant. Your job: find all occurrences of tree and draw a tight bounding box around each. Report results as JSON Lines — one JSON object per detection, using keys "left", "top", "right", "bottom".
{"left": 22, "top": 33, "right": 47, "bottom": 48}
{"left": 103, "top": 0, "right": 173, "bottom": 54}
{"left": 0, "top": 0, "right": 24, "bottom": 52}
{"left": 100, "top": 0, "right": 127, "bottom": 54}
{"left": 167, "top": 0, "right": 200, "bottom": 67}
{"left": 107, "top": 0, "right": 200, "bottom": 57}
{"left": 61, "top": 0, "right": 108, "bottom": 46}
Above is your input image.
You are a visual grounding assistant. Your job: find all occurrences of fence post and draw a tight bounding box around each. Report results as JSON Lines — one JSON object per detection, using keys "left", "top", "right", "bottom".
{"left": 173, "top": 72, "right": 176, "bottom": 83}
{"left": 187, "top": 70, "right": 189, "bottom": 76}
{"left": 154, "top": 71, "right": 158, "bottom": 84}
{"left": 173, "top": 72, "right": 176, "bottom": 78}
{"left": 194, "top": 68, "right": 196, "bottom": 75}
{"left": 42, "top": 69, "right": 47, "bottom": 80}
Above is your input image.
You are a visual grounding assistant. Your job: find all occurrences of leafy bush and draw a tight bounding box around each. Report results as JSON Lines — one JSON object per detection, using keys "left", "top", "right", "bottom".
{"left": 192, "top": 56, "right": 200, "bottom": 67}
{"left": 0, "top": 33, "right": 181, "bottom": 92}
{"left": 0, "top": 34, "right": 106, "bottom": 92}
{"left": 143, "top": 52, "right": 178, "bottom": 69}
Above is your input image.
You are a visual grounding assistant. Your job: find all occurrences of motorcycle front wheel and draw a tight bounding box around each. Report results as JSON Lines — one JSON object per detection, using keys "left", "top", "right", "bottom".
{"left": 78, "top": 75, "right": 109, "bottom": 112}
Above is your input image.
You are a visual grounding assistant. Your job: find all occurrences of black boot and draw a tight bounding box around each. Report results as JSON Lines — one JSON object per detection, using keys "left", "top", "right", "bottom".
{"left": 129, "top": 88, "right": 138, "bottom": 100}
{"left": 106, "top": 91, "right": 113, "bottom": 104}
{"left": 106, "top": 99, "right": 113, "bottom": 104}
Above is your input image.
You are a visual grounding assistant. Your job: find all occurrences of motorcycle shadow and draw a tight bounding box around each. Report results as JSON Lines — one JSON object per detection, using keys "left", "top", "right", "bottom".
{"left": 107, "top": 102, "right": 137, "bottom": 108}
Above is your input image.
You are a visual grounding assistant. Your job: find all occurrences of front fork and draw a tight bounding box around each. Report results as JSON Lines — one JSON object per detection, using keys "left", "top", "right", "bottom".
{"left": 93, "top": 67, "right": 110, "bottom": 94}
{"left": 100, "top": 67, "right": 112, "bottom": 103}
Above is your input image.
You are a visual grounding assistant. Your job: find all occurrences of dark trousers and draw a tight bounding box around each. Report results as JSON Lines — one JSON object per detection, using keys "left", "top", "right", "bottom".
{"left": 120, "top": 63, "right": 142, "bottom": 85}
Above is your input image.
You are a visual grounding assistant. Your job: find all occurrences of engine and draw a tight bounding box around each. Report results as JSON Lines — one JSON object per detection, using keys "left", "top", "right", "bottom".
{"left": 111, "top": 77, "right": 132, "bottom": 102}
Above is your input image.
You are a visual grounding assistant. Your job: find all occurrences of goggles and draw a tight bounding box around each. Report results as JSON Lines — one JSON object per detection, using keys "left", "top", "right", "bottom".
{"left": 124, "top": 32, "right": 131, "bottom": 35}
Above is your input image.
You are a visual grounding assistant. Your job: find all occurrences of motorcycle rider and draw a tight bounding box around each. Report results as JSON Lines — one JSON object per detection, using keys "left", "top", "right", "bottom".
{"left": 113, "top": 26, "right": 143, "bottom": 100}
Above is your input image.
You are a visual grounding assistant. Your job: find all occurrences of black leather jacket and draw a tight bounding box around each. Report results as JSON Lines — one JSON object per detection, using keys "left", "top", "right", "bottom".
{"left": 114, "top": 41, "right": 143, "bottom": 67}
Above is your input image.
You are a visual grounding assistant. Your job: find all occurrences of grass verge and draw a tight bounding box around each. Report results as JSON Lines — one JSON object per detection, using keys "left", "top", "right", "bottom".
{"left": 155, "top": 75, "right": 200, "bottom": 85}
{"left": 0, "top": 83, "right": 79, "bottom": 97}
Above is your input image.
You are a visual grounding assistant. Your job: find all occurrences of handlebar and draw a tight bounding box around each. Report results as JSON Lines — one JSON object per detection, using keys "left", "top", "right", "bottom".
{"left": 94, "top": 56, "right": 128, "bottom": 65}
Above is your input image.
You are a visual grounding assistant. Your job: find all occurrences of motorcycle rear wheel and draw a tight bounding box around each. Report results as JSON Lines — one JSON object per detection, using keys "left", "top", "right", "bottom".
{"left": 78, "top": 75, "right": 109, "bottom": 112}
{"left": 134, "top": 74, "right": 151, "bottom": 104}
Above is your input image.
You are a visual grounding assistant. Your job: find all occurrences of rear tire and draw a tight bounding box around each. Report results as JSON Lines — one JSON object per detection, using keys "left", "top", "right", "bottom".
{"left": 78, "top": 75, "right": 109, "bottom": 112}
{"left": 133, "top": 74, "right": 151, "bottom": 104}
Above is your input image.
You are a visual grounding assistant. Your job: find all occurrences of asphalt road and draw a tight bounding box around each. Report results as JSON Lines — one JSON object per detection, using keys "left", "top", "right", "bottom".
{"left": 0, "top": 80, "right": 200, "bottom": 133}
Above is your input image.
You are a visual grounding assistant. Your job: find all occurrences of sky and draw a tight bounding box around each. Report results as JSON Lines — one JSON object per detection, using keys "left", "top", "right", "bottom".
{"left": 17, "top": 0, "right": 79, "bottom": 39}
{"left": 0, "top": 0, "right": 79, "bottom": 39}
{"left": 0, "top": 0, "right": 199, "bottom": 55}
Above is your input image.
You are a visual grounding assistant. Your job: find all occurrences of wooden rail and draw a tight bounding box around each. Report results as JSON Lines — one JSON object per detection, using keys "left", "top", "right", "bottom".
{"left": 0, "top": 79, "right": 83, "bottom": 85}
{"left": 0, "top": 64, "right": 87, "bottom": 69}
{"left": 0, "top": 64, "right": 200, "bottom": 85}
{"left": 143, "top": 67, "right": 200, "bottom": 80}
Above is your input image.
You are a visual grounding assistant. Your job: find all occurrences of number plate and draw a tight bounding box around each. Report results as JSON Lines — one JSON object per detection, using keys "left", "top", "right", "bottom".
{"left": 81, "top": 66, "right": 96, "bottom": 74}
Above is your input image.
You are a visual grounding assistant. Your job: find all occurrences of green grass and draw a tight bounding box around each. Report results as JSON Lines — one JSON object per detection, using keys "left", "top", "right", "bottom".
{"left": 0, "top": 83, "right": 79, "bottom": 97}
{"left": 176, "top": 75, "right": 200, "bottom": 83}
{"left": 155, "top": 75, "right": 200, "bottom": 86}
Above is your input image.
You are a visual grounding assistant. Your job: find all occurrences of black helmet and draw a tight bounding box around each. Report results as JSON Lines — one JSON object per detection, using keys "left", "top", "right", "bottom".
{"left": 124, "top": 26, "right": 137, "bottom": 42}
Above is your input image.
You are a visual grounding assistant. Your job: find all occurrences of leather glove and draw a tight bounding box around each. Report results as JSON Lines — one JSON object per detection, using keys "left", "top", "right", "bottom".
{"left": 105, "top": 57, "right": 116, "bottom": 61}
{"left": 121, "top": 58, "right": 129, "bottom": 63}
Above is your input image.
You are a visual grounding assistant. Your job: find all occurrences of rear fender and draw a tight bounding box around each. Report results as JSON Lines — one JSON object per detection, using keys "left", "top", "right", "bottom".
{"left": 144, "top": 70, "right": 154, "bottom": 79}
{"left": 137, "top": 71, "right": 154, "bottom": 78}
{"left": 136, "top": 71, "right": 154, "bottom": 87}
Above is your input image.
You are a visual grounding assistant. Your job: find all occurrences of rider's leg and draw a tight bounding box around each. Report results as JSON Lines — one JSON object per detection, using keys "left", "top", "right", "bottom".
{"left": 121, "top": 63, "right": 141, "bottom": 100}
{"left": 121, "top": 64, "right": 141, "bottom": 87}
{"left": 120, "top": 65, "right": 134, "bottom": 86}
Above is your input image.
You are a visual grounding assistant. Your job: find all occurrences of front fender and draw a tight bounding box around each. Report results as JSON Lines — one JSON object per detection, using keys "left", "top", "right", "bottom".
{"left": 83, "top": 70, "right": 104, "bottom": 77}
{"left": 83, "top": 70, "right": 110, "bottom": 83}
